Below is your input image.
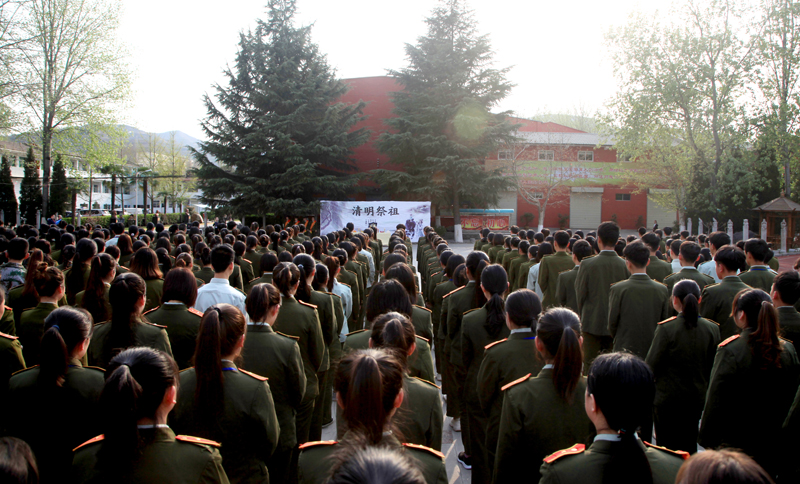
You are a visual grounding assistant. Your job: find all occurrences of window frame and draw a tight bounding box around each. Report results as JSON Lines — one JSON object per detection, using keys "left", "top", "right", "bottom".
{"left": 615, "top": 193, "right": 631, "bottom": 201}
{"left": 577, "top": 151, "right": 594, "bottom": 162}
{"left": 538, "top": 150, "right": 555, "bottom": 161}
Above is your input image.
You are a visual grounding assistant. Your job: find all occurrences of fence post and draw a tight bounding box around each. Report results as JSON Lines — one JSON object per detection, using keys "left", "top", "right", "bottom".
{"left": 698, "top": 218, "right": 704, "bottom": 236}
{"left": 16, "top": 210, "right": 19, "bottom": 227}
{"left": 712, "top": 218, "right": 718, "bottom": 232}
{"left": 743, "top": 219, "right": 749, "bottom": 242}
{"left": 727, "top": 219, "right": 734, "bottom": 244}
{"left": 761, "top": 219, "right": 768, "bottom": 240}
{"left": 782, "top": 219, "right": 788, "bottom": 252}
{"left": 687, "top": 218, "right": 693, "bottom": 235}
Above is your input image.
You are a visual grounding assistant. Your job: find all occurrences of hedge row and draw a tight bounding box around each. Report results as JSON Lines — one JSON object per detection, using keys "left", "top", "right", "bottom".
{"left": 61, "top": 213, "right": 191, "bottom": 228}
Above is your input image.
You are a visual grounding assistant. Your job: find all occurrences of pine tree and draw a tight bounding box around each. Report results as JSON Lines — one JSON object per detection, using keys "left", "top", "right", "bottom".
{"left": 19, "top": 146, "right": 42, "bottom": 224}
{"left": 193, "top": 0, "right": 369, "bottom": 218}
{"left": 49, "top": 154, "right": 69, "bottom": 216}
{"left": 373, "top": 0, "right": 517, "bottom": 241}
{"left": 0, "top": 156, "right": 17, "bottom": 223}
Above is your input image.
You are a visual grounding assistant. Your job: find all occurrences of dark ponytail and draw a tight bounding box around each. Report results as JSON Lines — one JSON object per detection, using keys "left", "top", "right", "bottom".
{"left": 38, "top": 307, "right": 93, "bottom": 386}
{"left": 194, "top": 304, "right": 246, "bottom": 438}
{"left": 313, "top": 263, "right": 329, "bottom": 292}
{"left": 445, "top": 254, "right": 465, "bottom": 280}
{"left": 269, "top": 232, "right": 280, "bottom": 253}
{"left": 466, "top": 251, "right": 490, "bottom": 308}
{"left": 273, "top": 262, "right": 301, "bottom": 298}
{"left": 480, "top": 264, "right": 507, "bottom": 337}
{"left": 370, "top": 312, "right": 415, "bottom": 369}
{"left": 83, "top": 253, "right": 116, "bottom": 324}
{"left": 293, "top": 254, "right": 315, "bottom": 303}
{"left": 324, "top": 256, "right": 340, "bottom": 293}
{"left": 385, "top": 263, "right": 418, "bottom": 306}
{"left": 105, "top": 273, "right": 146, "bottom": 366}
{"left": 537, "top": 307, "right": 583, "bottom": 402}
{"left": 673, "top": 279, "right": 701, "bottom": 329}
{"left": 505, "top": 289, "right": 541, "bottom": 328}
{"left": 20, "top": 249, "right": 43, "bottom": 299}
{"left": 311, "top": 237, "right": 324, "bottom": 261}
{"left": 734, "top": 289, "right": 782, "bottom": 369}
{"left": 66, "top": 238, "right": 97, "bottom": 302}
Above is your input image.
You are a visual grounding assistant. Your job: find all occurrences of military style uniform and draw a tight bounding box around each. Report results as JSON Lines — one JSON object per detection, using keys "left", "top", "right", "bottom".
{"left": 0, "top": 304, "right": 15, "bottom": 336}
{"left": 0, "top": 331, "right": 24, "bottom": 399}
{"left": 538, "top": 252, "right": 576, "bottom": 308}
{"left": 508, "top": 254, "right": 528, "bottom": 292}
{"left": 196, "top": 266, "right": 215, "bottom": 284}
{"left": 243, "top": 250, "right": 263, "bottom": 278}
{"left": 779, "top": 306, "right": 800, "bottom": 344}
{"left": 645, "top": 314, "right": 720, "bottom": 453}
{"left": 412, "top": 305, "right": 434, "bottom": 343}
{"left": 516, "top": 258, "right": 536, "bottom": 292}
{"left": 172, "top": 362, "right": 280, "bottom": 484}
{"left": 554, "top": 266, "right": 580, "bottom": 313}
{"left": 71, "top": 427, "right": 230, "bottom": 484}
{"left": 738, "top": 265, "right": 778, "bottom": 292}
{"left": 18, "top": 302, "right": 58, "bottom": 366}
{"left": 6, "top": 285, "right": 38, "bottom": 331}
{"left": 298, "top": 434, "right": 447, "bottom": 484}
{"left": 237, "top": 257, "right": 255, "bottom": 285}
{"left": 493, "top": 368, "right": 594, "bottom": 484}
{"left": 8, "top": 359, "right": 104, "bottom": 482}
{"left": 664, "top": 267, "right": 715, "bottom": 297}
{"left": 76, "top": 284, "right": 112, "bottom": 321}
{"left": 608, "top": 274, "right": 671, "bottom": 358}
{"left": 88, "top": 320, "right": 174, "bottom": 369}
{"left": 307, "top": 289, "right": 336, "bottom": 442}
{"left": 446, "top": 281, "right": 479, "bottom": 448}
{"left": 245, "top": 273, "right": 273, "bottom": 295}
{"left": 538, "top": 438, "right": 687, "bottom": 484}
{"left": 337, "top": 268, "right": 361, "bottom": 331}
{"left": 699, "top": 328, "right": 800, "bottom": 475}
{"left": 344, "top": 330, "right": 435, "bottom": 383}
{"left": 699, "top": 275, "right": 750, "bottom": 340}
{"left": 144, "top": 304, "right": 203, "bottom": 370}
{"left": 646, "top": 255, "right": 673, "bottom": 283}
{"left": 432, "top": 279, "right": 455, "bottom": 378}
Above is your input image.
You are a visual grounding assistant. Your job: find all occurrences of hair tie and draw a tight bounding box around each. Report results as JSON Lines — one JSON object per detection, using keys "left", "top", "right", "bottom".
{"left": 298, "top": 264, "right": 304, "bottom": 270}
{"left": 52, "top": 324, "right": 60, "bottom": 331}
{"left": 213, "top": 306, "right": 222, "bottom": 316}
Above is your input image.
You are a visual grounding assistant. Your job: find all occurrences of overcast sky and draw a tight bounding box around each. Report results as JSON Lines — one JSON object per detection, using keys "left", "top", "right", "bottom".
{"left": 117, "top": 0, "right": 662, "bottom": 140}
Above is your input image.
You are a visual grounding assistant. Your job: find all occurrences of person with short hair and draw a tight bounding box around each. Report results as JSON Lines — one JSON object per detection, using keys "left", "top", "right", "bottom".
{"left": 739, "top": 238, "right": 778, "bottom": 292}
{"left": 699, "top": 246, "right": 750, "bottom": 339}
{"left": 664, "top": 242, "right": 715, "bottom": 299}
{"left": 676, "top": 449, "right": 773, "bottom": 484}
{"left": 641, "top": 233, "right": 672, "bottom": 282}
{"left": 771, "top": 270, "right": 800, "bottom": 344}
{"left": 538, "top": 231, "right": 575, "bottom": 308}
{"left": 0, "top": 238, "right": 29, "bottom": 292}
{"left": 698, "top": 232, "right": 731, "bottom": 283}
{"left": 555, "top": 240, "right": 592, "bottom": 313}
{"left": 194, "top": 245, "right": 248, "bottom": 320}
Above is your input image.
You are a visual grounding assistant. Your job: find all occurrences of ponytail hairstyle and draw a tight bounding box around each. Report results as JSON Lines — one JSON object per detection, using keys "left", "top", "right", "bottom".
{"left": 273, "top": 262, "right": 301, "bottom": 298}
{"left": 259, "top": 252, "right": 279, "bottom": 275}
{"left": 199, "top": 245, "right": 212, "bottom": 267}
{"left": 335, "top": 349, "right": 405, "bottom": 445}
{"left": 65, "top": 238, "right": 97, "bottom": 301}
{"left": 537, "top": 307, "right": 583, "bottom": 402}
{"left": 466, "top": 251, "right": 490, "bottom": 308}
{"left": 324, "top": 256, "right": 340, "bottom": 293}
{"left": 453, "top": 263, "right": 469, "bottom": 287}
{"left": 293, "top": 254, "right": 316, "bottom": 303}
{"left": 673, "top": 279, "right": 701, "bottom": 329}
{"left": 175, "top": 252, "right": 193, "bottom": 269}
{"left": 38, "top": 307, "right": 93, "bottom": 387}
{"left": 311, "top": 237, "right": 324, "bottom": 261}
{"left": 587, "top": 352, "right": 655, "bottom": 484}
{"left": 20, "top": 249, "right": 43, "bottom": 299}
{"left": 733, "top": 289, "right": 782, "bottom": 369}
{"left": 130, "top": 248, "right": 163, "bottom": 281}
{"left": 33, "top": 264, "right": 64, "bottom": 299}
{"left": 506, "top": 289, "right": 541, "bottom": 328}
{"left": 194, "top": 303, "right": 246, "bottom": 438}
{"left": 193, "top": 241, "right": 208, "bottom": 262}
{"left": 370, "top": 312, "right": 416, "bottom": 369}
{"left": 269, "top": 232, "right": 280, "bottom": 252}
{"left": 106, "top": 273, "right": 147, "bottom": 365}
{"left": 384, "top": 263, "right": 418, "bottom": 306}
{"left": 313, "top": 263, "right": 329, "bottom": 292}
{"left": 328, "top": 445, "right": 427, "bottom": 484}
{"left": 365, "top": 280, "right": 413, "bottom": 322}
{"left": 480, "top": 264, "right": 508, "bottom": 337}
{"left": 155, "top": 248, "right": 172, "bottom": 275}
{"left": 444, "top": 254, "right": 465, "bottom": 280}
{"left": 82, "top": 253, "right": 116, "bottom": 323}
{"left": 332, "top": 248, "right": 348, "bottom": 268}
{"left": 99, "top": 347, "right": 177, "bottom": 465}
{"left": 246, "top": 283, "right": 281, "bottom": 323}
{"left": 59, "top": 244, "right": 76, "bottom": 270}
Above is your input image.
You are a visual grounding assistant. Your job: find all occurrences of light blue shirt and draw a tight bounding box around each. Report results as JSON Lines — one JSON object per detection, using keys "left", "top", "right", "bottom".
{"left": 332, "top": 279, "right": 352, "bottom": 341}
{"left": 360, "top": 249, "right": 376, "bottom": 287}
{"left": 698, "top": 260, "right": 719, "bottom": 283}
{"left": 194, "top": 277, "right": 248, "bottom": 322}
{"left": 527, "top": 262, "right": 542, "bottom": 299}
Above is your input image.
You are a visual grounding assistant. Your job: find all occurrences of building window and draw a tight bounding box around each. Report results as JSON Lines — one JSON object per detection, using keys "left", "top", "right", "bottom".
{"left": 615, "top": 193, "right": 631, "bottom": 201}
{"left": 538, "top": 150, "right": 554, "bottom": 161}
{"left": 578, "top": 151, "right": 593, "bottom": 162}
{"left": 123, "top": 186, "right": 131, "bottom": 195}
{"left": 92, "top": 184, "right": 100, "bottom": 193}
{"left": 103, "top": 184, "right": 110, "bottom": 194}
{"left": 498, "top": 149, "right": 513, "bottom": 160}
{"left": 617, "top": 153, "right": 632, "bottom": 163}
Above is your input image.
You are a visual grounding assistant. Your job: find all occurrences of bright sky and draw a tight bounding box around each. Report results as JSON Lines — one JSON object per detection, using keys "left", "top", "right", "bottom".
{"left": 118, "top": 0, "right": 662, "bottom": 140}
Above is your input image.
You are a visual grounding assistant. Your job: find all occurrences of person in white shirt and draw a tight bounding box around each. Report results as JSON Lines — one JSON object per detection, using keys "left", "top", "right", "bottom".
{"left": 668, "top": 239, "right": 682, "bottom": 274}
{"left": 105, "top": 223, "right": 124, "bottom": 247}
{"left": 354, "top": 235, "right": 376, "bottom": 288}
{"left": 698, "top": 231, "right": 731, "bottom": 283}
{"left": 195, "top": 244, "right": 248, "bottom": 321}
{"left": 527, "top": 242, "right": 553, "bottom": 300}
{"left": 325, "top": 258, "right": 352, "bottom": 341}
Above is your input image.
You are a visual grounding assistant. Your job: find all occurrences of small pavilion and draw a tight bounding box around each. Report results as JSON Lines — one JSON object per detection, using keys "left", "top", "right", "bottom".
{"left": 753, "top": 193, "right": 800, "bottom": 249}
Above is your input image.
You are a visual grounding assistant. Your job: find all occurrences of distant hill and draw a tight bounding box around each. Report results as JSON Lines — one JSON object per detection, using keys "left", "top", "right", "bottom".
{"left": 119, "top": 125, "right": 202, "bottom": 156}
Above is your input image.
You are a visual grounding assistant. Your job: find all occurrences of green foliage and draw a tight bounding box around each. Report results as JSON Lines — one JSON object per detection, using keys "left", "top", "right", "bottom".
{"left": 18, "top": 147, "right": 41, "bottom": 224}
{"left": 0, "top": 156, "right": 17, "bottom": 222}
{"left": 522, "top": 212, "right": 534, "bottom": 227}
{"left": 435, "top": 226, "right": 447, "bottom": 238}
{"left": 49, "top": 154, "right": 69, "bottom": 216}
{"left": 62, "top": 212, "right": 187, "bottom": 228}
{"left": 193, "top": 0, "right": 368, "bottom": 219}
{"left": 372, "top": 0, "right": 517, "bottom": 223}
{"left": 558, "top": 213, "right": 570, "bottom": 230}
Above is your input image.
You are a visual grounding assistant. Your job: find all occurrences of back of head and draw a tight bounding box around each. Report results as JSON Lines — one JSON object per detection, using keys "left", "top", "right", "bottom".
{"left": 505, "top": 289, "right": 541, "bottom": 328}
{"left": 131, "top": 248, "right": 162, "bottom": 281}
{"left": 641, "top": 233, "right": 660, "bottom": 253}
{"left": 670, "top": 239, "right": 683, "bottom": 257}
{"left": 107, "top": 273, "right": 147, "bottom": 362}
{"left": 597, "top": 222, "right": 620, "bottom": 247}
{"left": 623, "top": 240, "right": 650, "bottom": 269}
{"left": 246, "top": 282, "right": 281, "bottom": 322}
{"left": 536, "top": 242, "right": 554, "bottom": 263}
{"left": 572, "top": 240, "right": 593, "bottom": 263}
{"left": 328, "top": 444, "right": 426, "bottom": 484}
{"left": 773, "top": 270, "right": 800, "bottom": 306}
{"left": 537, "top": 307, "right": 582, "bottom": 402}
{"left": 6, "top": 238, "right": 28, "bottom": 261}
{"left": 744, "top": 238, "right": 770, "bottom": 263}
{"left": 675, "top": 449, "right": 774, "bottom": 484}
{"left": 370, "top": 312, "right": 415, "bottom": 368}
{"left": 210, "top": 244, "right": 235, "bottom": 273}
{"left": 0, "top": 437, "right": 38, "bottom": 484}
{"left": 708, "top": 231, "right": 731, "bottom": 250}
{"left": 445, "top": 254, "right": 465, "bottom": 279}
{"left": 383, "top": 253, "right": 406, "bottom": 274}
{"left": 33, "top": 265, "right": 64, "bottom": 299}
{"left": 38, "top": 307, "right": 93, "bottom": 388}
{"left": 554, "top": 230, "right": 570, "bottom": 249}
{"left": 162, "top": 267, "right": 197, "bottom": 307}
{"left": 365, "top": 280, "right": 413, "bottom": 322}
{"left": 733, "top": 289, "right": 781, "bottom": 369}
{"left": 293, "top": 254, "right": 316, "bottom": 302}
{"left": 273, "top": 262, "right": 300, "bottom": 298}
{"left": 714, "top": 245, "right": 747, "bottom": 273}
{"left": 673, "top": 280, "right": 701, "bottom": 329}
{"left": 480, "top": 264, "right": 508, "bottom": 337}
{"left": 680, "top": 242, "right": 701, "bottom": 265}
{"left": 384, "top": 263, "right": 417, "bottom": 305}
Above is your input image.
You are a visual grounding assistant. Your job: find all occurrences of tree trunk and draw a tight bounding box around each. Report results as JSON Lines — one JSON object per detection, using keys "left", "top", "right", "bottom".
{"left": 142, "top": 178, "right": 148, "bottom": 216}
{"left": 111, "top": 173, "right": 117, "bottom": 212}
{"left": 71, "top": 190, "right": 77, "bottom": 225}
{"left": 453, "top": 190, "right": 463, "bottom": 243}
{"left": 538, "top": 203, "right": 546, "bottom": 232}
{"left": 42, "top": 128, "right": 52, "bottom": 217}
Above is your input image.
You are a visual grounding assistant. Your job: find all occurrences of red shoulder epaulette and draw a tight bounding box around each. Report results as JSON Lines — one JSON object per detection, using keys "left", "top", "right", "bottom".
{"left": 501, "top": 373, "right": 531, "bottom": 391}
{"left": 276, "top": 331, "right": 300, "bottom": 340}
{"left": 0, "top": 331, "right": 17, "bottom": 340}
{"left": 239, "top": 368, "right": 268, "bottom": 381}
{"left": 346, "top": 329, "right": 367, "bottom": 337}
{"left": 11, "top": 365, "right": 37, "bottom": 376}
{"left": 485, "top": 338, "right": 508, "bottom": 350}
{"left": 402, "top": 442, "right": 445, "bottom": 459}
{"left": 415, "top": 334, "right": 429, "bottom": 343}
{"left": 176, "top": 435, "right": 221, "bottom": 448}
{"left": 84, "top": 365, "right": 105, "bottom": 372}
{"left": 326, "top": 292, "right": 341, "bottom": 300}
{"left": 411, "top": 376, "right": 440, "bottom": 389}
{"left": 143, "top": 306, "right": 159, "bottom": 315}
{"left": 187, "top": 307, "right": 204, "bottom": 317}
{"left": 657, "top": 316, "right": 677, "bottom": 325}
{"left": 720, "top": 334, "right": 740, "bottom": 347}
{"left": 414, "top": 304, "right": 432, "bottom": 313}
{"left": 146, "top": 322, "right": 167, "bottom": 329}
{"left": 299, "top": 440, "right": 338, "bottom": 450}
{"left": 706, "top": 318, "right": 720, "bottom": 326}
{"left": 543, "top": 444, "right": 585, "bottom": 463}
{"left": 463, "top": 307, "right": 480, "bottom": 316}
{"left": 3, "top": 305, "right": 10, "bottom": 311}
{"left": 299, "top": 300, "right": 318, "bottom": 310}
{"left": 443, "top": 286, "right": 465, "bottom": 299}
{"left": 644, "top": 441, "right": 689, "bottom": 460}
{"left": 73, "top": 434, "right": 104, "bottom": 451}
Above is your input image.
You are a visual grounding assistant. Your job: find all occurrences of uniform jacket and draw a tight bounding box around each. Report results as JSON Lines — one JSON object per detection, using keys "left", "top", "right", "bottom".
{"left": 144, "top": 303, "right": 202, "bottom": 370}
{"left": 608, "top": 274, "right": 671, "bottom": 358}
{"left": 575, "top": 251, "right": 630, "bottom": 336}
{"left": 538, "top": 252, "right": 576, "bottom": 308}
{"left": 700, "top": 276, "right": 750, "bottom": 340}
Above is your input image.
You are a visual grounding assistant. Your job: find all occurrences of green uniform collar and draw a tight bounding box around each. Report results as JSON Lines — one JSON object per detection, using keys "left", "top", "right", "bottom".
{"left": 247, "top": 322, "right": 275, "bottom": 332}
{"left": 159, "top": 303, "right": 188, "bottom": 311}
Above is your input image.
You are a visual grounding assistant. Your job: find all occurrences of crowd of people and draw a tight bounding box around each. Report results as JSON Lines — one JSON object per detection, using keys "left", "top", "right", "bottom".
{"left": 0, "top": 216, "right": 795, "bottom": 484}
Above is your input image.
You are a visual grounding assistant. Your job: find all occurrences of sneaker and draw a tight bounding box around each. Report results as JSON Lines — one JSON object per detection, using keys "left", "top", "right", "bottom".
{"left": 450, "top": 417, "right": 461, "bottom": 432}
{"left": 457, "top": 452, "right": 472, "bottom": 470}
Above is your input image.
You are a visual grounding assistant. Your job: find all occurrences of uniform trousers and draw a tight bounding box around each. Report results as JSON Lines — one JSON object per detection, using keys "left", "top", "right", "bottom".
{"left": 582, "top": 332, "right": 613, "bottom": 375}
{"left": 466, "top": 386, "right": 490, "bottom": 483}
{"left": 309, "top": 370, "right": 328, "bottom": 441}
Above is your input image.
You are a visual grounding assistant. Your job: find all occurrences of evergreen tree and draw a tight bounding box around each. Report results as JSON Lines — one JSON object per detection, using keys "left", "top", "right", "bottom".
{"left": 0, "top": 156, "right": 17, "bottom": 223}
{"left": 49, "top": 154, "right": 69, "bottom": 216}
{"left": 373, "top": 0, "right": 517, "bottom": 241}
{"left": 19, "top": 146, "right": 42, "bottom": 224}
{"left": 193, "top": 0, "right": 369, "bottom": 217}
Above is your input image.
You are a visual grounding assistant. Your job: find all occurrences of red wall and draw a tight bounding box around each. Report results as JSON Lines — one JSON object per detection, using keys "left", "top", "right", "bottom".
{"left": 601, "top": 188, "right": 647, "bottom": 230}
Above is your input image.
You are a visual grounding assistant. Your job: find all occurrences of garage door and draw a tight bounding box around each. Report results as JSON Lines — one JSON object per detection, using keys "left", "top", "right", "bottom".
{"left": 570, "top": 191, "right": 602, "bottom": 230}
{"left": 647, "top": 196, "right": 677, "bottom": 230}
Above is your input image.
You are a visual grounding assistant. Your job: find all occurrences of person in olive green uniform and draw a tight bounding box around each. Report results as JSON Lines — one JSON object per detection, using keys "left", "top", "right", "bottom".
{"left": 71, "top": 347, "right": 230, "bottom": 484}
{"left": 508, "top": 241, "right": 529, "bottom": 292}
{"left": 645, "top": 280, "right": 720, "bottom": 454}
{"left": 663, "top": 242, "right": 715, "bottom": 313}
{"left": 64, "top": 238, "right": 96, "bottom": 305}
{"left": 461, "top": 265, "right": 510, "bottom": 482}
{"left": 700, "top": 288, "right": 800, "bottom": 478}
{"left": 272, "top": 262, "right": 325, "bottom": 447}
{"left": 516, "top": 245, "right": 537, "bottom": 292}
{"left": 772, "top": 270, "right": 800, "bottom": 344}
{"left": 298, "top": 349, "right": 447, "bottom": 484}
{"left": 575, "top": 222, "right": 630, "bottom": 371}
{"left": 739, "top": 238, "right": 778, "bottom": 292}
{"left": 88, "top": 273, "right": 174, "bottom": 369}
{"left": 334, "top": 250, "right": 362, "bottom": 332}
{"left": 432, "top": 255, "right": 463, "bottom": 381}
{"left": 18, "top": 265, "right": 65, "bottom": 367}
{"left": 242, "top": 282, "right": 307, "bottom": 483}
{"left": 7, "top": 307, "right": 103, "bottom": 483}
{"left": 607, "top": 241, "right": 671, "bottom": 359}
{"left": 0, "top": 294, "right": 24, "bottom": 401}
{"left": 538, "top": 352, "right": 687, "bottom": 484}
{"left": 129, "top": 248, "right": 165, "bottom": 312}
{"left": 171, "top": 303, "right": 279, "bottom": 484}
{"left": 555, "top": 240, "right": 592, "bottom": 313}
{"left": 538, "top": 231, "right": 576, "bottom": 308}
{"left": 699, "top": 246, "right": 750, "bottom": 339}
{"left": 642, "top": 232, "right": 673, "bottom": 282}
{"left": 144, "top": 268, "right": 203, "bottom": 370}
{"left": 493, "top": 307, "right": 593, "bottom": 484}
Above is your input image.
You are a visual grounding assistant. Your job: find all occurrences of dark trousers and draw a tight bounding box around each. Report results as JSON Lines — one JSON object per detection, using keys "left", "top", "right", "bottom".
{"left": 466, "top": 387, "right": 490, "bottom": 484}
{"left": 295, "top": 396, "right": 315, "bottom": 446}
{"left": 654, "top": 405, "right": 699, "bottom": 454}
{"left": 308, "top": 371, "right": 328, "bottom": 441}
{"left": 323, "top": 351, "right": 340, "bottom": 424}
{"left": 582, "top": 332, "right": 613, "bottom": 375}
{"left": 454, "top": 365, "right": 470, "bottom": 454}
{"left": 443, "top": 353, "right": 460, "bottom": 417}
{"left": 267, "top": 446, "right": 293, "bottom": 484}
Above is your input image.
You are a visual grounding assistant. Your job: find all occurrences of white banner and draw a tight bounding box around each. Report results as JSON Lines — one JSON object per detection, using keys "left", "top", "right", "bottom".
{"left": 320, "top": 201, "right": 431, "bottom": 240}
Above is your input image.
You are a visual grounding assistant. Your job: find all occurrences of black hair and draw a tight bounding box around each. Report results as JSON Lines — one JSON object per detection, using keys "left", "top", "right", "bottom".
{"left": 744, "top": 238, "right": 770, "bottom": 262}
{"left": 293, "top": 254, "right": 316, "bottom": 303}
{"left": 707, "top": 231, "right": 731, "bottom": 250}
{"left": 597, "top": 221, "right": 620, "bottom": 247}
{"left": 370, "top": 312, "right": 415, "bottom": 369}
{"left": 714, "top": 245, "right": 747, "bottom": 273}
{"left": 679, "top": 241, "right": 701, "bottom": 265}
{"left": 641, "top": 233, "right": 660, "bottom": 252}
{"left": 466, "top": 251, "right": 490, "bottom": 309}
{"left": 105, "top": 273, "right": 147, "bottom": 367}
{"left": 480, "top": 265, "right": 507, "bottom": 337}
{"left": 0, "top": 437, "right": 38, "bottom": 484}
{"left": 365, "top": 280, "right": 413, "bottom": 322}
{"left": 623, "top": 240, "right": 650, "bottom": 268}
{"left": 39, "top": 307, "right": 93, "bottom": 387}
{"left": 6, "top": 237, "right": 28, "bottom": 260}
{"left": 445, "top": 254, "right": 465, "bottom": 279}
{"left": 734, "top": 289, "right": 782, "bottom": 369}
{"left": 505, "top": 289, "right": 541, "bottom": 328}
{"left": 210, "top": 244, "right": 235, "bottom": 273}
{"left": 773, "top": 270, "right": 800, "bottom": 305}
{"left": 572, "top": 240, "right": 593, "bottom": 262}
{"left": 537, "top": 307, "right": 583, "bottom": 402}
{"left": 328, "top": 444, "right": 426, "bottom": 484}
{"left": 553, "top": 230, "right": 570, "bottom": 249}
{"left": 273, "top": 262, "right": 300, "bottom": 298}
{"left": 673, "top": 279, "right": 701, "bottom": 329}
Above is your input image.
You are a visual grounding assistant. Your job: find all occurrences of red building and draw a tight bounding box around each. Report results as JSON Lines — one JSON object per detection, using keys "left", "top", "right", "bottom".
{"left": 338, "top": 77, "right": 676, "bottom": 230}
